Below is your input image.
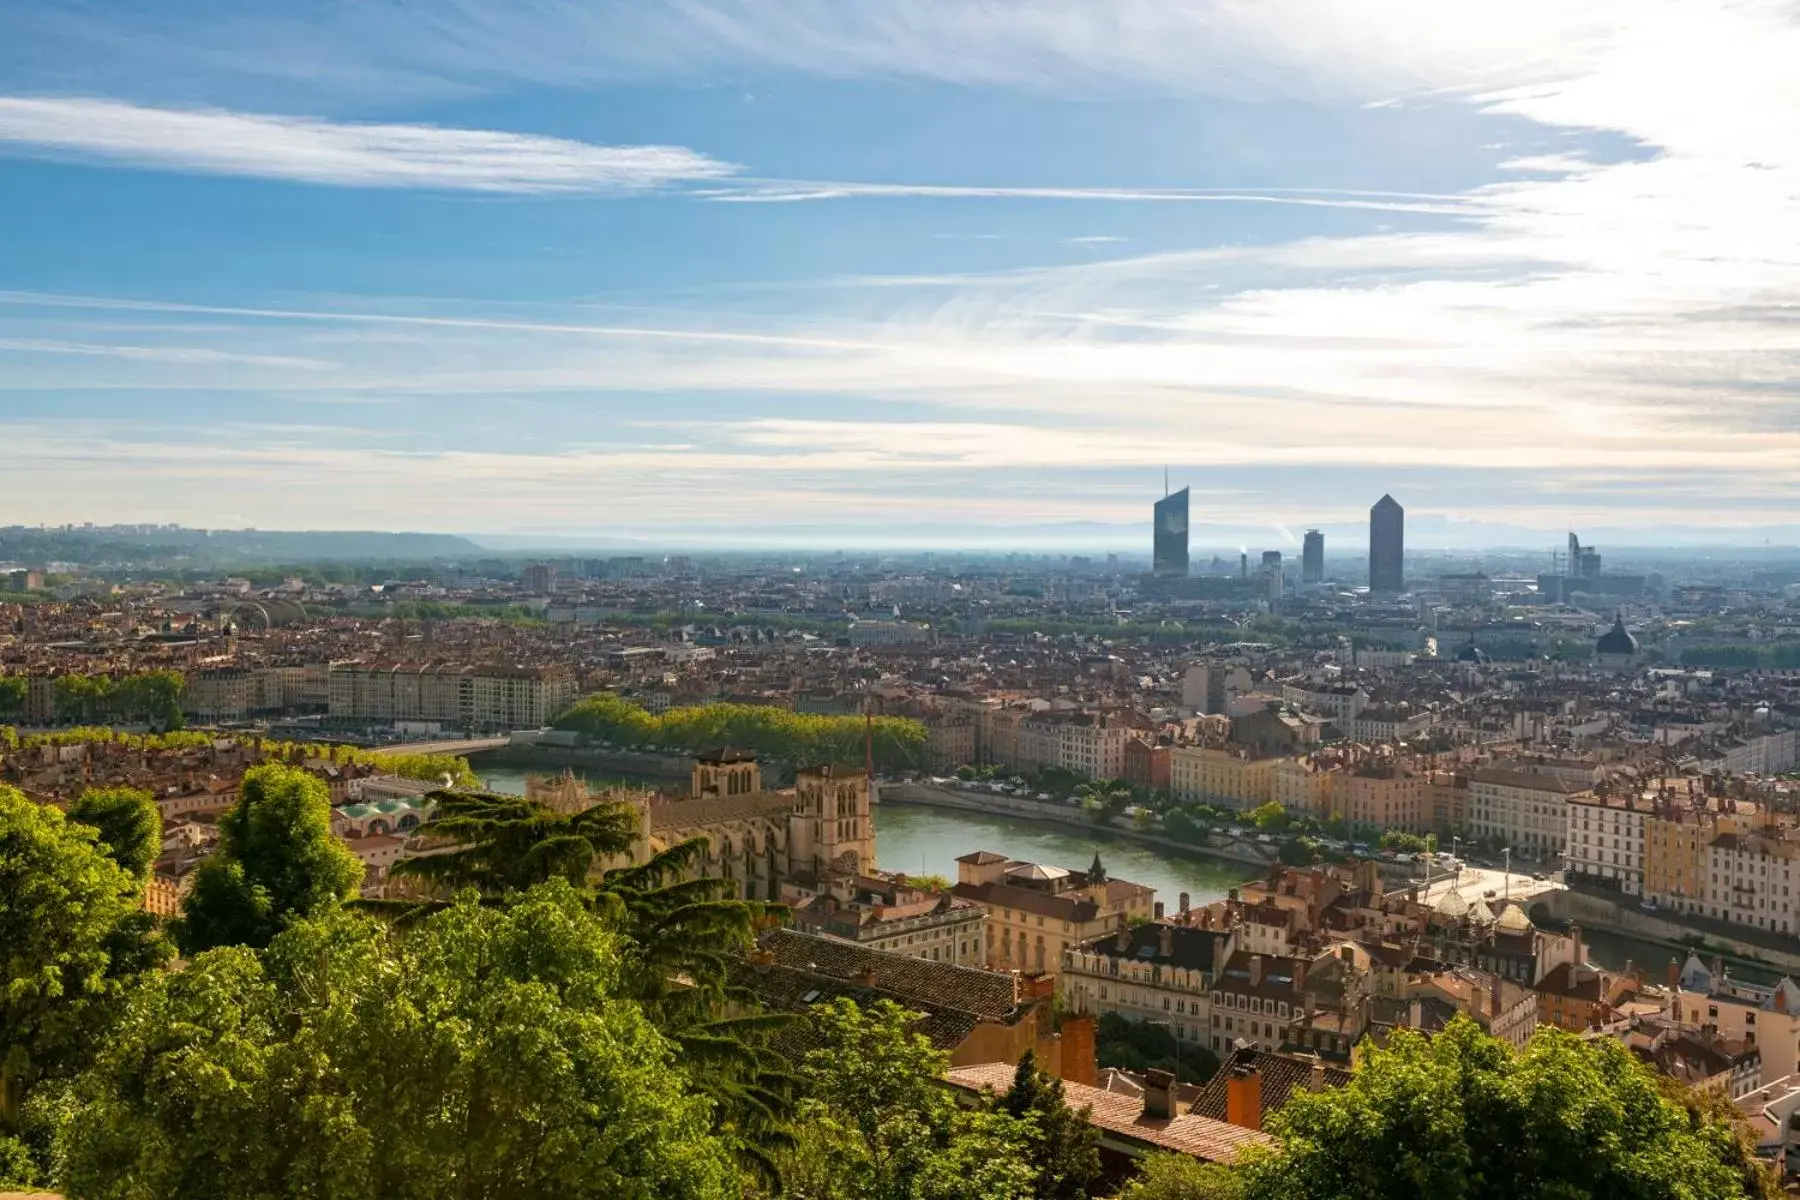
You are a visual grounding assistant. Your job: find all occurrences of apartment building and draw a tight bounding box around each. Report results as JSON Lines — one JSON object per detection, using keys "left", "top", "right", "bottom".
{"left": 328, "top": 663, "right": 578, "bottom": 731}
{"left": 1645, "top": 807, "right": 1717, "bottom": 915}
{"left": 183, "top": 666, "right": 252, "bottom": 723}
{"left": 1271, "top": 757, "right": 1332, "bottom": 817}
{"left": 953, "top": 851, "right": 1154, "bottom": 977}
{"left": 1467, "top": 766, "right": 1593, "bottom": 858}
{"left": 1280, "top": 682, "right": 1367, "bottom": 726}
{"left": 1671, "top": 955, "right": 1800, "bottom": 1083}
{"left": 789, "top": 875, "right": 989, "bottom": 966}
{"left": 1170, "top": 746, "right": 1275, "bottom": 809}
{"left": 1060, "top": 921, "right": 1236, "bottom": 1050}
{"left": 1565, "top": 793, "right": 1649, "bottom": 896}
{"left": 1706, "top": 827, "right": 1800, "bottom": 934}
{"left": 1333, "top": 765, "right": 1429, "bottom": 833}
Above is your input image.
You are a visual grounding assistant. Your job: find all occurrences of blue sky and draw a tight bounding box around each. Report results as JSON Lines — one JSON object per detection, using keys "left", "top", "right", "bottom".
{"left": 3, "top": 1, "right": 1799, "bottom": 548}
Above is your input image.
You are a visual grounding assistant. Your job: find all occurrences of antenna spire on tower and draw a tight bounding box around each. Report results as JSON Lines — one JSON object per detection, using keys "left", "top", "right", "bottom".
{"left": 1164, "top": 465, "right": 1169, "bottom": 497}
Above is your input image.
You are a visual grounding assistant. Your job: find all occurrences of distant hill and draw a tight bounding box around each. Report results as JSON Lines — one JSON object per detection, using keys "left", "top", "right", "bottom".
{"left": 0, "top": 527, "right": 483, "bottom": 568}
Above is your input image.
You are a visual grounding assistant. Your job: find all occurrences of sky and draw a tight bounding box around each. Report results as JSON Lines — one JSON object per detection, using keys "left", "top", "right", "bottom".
{"left": 2, "top": 1, "right": 1799, "bottom": 550}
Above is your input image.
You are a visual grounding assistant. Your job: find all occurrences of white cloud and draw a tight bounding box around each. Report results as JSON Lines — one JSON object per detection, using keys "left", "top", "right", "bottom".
{"left": 0, "top": 96, "right": 736, "bottom": 192}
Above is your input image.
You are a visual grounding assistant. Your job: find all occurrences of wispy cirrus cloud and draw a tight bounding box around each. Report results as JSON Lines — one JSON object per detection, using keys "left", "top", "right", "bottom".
{"left": 0, "top": 96, "right": 736, "bottom": 192}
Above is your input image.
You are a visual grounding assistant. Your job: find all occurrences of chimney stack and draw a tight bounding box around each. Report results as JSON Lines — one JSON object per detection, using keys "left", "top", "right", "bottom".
{"left": 1060, "top": 1014, "right": 1098, "bottom": 1088}
{"left": 1667, "top": 958, "right": 1680, "bottom": 990}
{"left": 1179, "top": 892, "right": 1191, "bottom": 914}
{"left": 1155, "top": 901, "right": 1166, "bottom": 920}
{"left": 1143, "top": 1068, "right": 1178, "bottom": 1120}
{"left": 1115, "top": 923, "right": 1131, "bottom": 953}
{"left": 1309, "top": 1055, "right": 1326, "bottom": 1093}
{"left": 1225, "top": 1063, "right": 1262, "bottom": 1131}
{"left": 1159, "top": 924, "right": 1174, "bottom": 960}
{"left": 1250, "top": 955, "right": 1264, "bottom": 986}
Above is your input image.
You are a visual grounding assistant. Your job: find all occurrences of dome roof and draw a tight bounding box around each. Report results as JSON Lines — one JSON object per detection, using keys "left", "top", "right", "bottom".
{"left": 1596, "top": 613, "right": 1639, "bottom": 655}
{"left": 1455, "top": 635, "right": 1489, "bottom": 663}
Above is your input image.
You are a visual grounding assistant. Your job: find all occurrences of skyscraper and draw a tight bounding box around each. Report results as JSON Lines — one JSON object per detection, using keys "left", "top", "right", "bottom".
{"left": 1302, "top": 529, "right": 1324, "bottom": 583}
{"left": 1152, "top": 487, "right": 1190, "bottom": 577}
{"left": 1369, "top": 494, "right": 1405, "bottom": 593}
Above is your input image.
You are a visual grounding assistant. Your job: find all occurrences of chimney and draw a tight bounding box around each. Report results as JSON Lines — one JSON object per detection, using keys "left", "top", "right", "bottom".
{"left": 1159, "top": 924, "right": 1174, "bottom": 959}
{"left": 1250, "top": 955, "right": 1264, "bottom": 987}
{"left": 1340, "top": 945, "right": 1355, "bottom": 966}
{"left": 1143, "top": 1068, "right": 1178, "bottom": 1120}
{"left": 1667, "top": 958, "right": 1680, "bottom": 990}
{"left": 1115, "top": 923, "right": 1131, "bottom": 953}
{"left": 1154, "top": 901, "right": 1166, "bottom": 921}
{"left": 1060, "top": 1014, "right": 1098, "bottom": 1088}
{"left": 1225, "top": 1063, "right": 1262, "bottom": 1131}
{"left": 1179, "top": 892, "right": 1191, "bottom": 914}
{"left": 1309, "top": 1055, "right": 1326, "bottom": 1093}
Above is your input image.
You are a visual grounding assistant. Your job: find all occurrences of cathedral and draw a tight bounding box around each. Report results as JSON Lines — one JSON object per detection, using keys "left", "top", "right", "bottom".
{"left": 527, "top": 748, "right": 876, "bottom": 901}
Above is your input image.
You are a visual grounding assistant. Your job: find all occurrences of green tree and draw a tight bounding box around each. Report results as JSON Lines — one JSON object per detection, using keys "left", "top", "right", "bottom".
{"left": 67, "top": 786, "right": 161, "bottom": 883}
{"left": 0, "top": 787, "right": 168, "bottom": 1145}
{"left": 0, "top": 675, "right": 25, "bottom": 721}
{"left": 386, "top": 792, "right": 797, "bottom": 1187}
{"left": 997, "top": 1051, "right": 1103, "bottom": 1200}
{"left": 1378, "top": 829, "right": 1427, "bottom": 854}
{"left": 58, "top": 885, "right": 740, "bottom": 1200}
{"left": 1119, "top": 1154, "right": 1243, "bottom": 1200}
{"left": 175, "top": 763, "right": 363, "bottom": 954}
{"left": 390, "top": 789, "right": 638, "bottom": 895}
{"left": 780, "top": 998, "right": 1034, "bottom": 1200}
{"left": 1248, "top": 802, "right": 1289, "bottom": 832}
{"left": 1078, "top": 780, "right": 1133, "bottom": 825}
{"left": 1239, "top": 1018, "right": 1779, "bottom": 1200}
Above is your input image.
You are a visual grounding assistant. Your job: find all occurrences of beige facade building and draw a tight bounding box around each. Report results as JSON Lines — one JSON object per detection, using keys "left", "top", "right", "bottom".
{"left": 1170, "top": 747, "right": 1275, "bottom": 810}
{"left": 954, "top": 851, "right": 1154, "bottom": 977}
{"left": 1467, "top": 766, "right": 1592, "bottom": 859}
{"left": 329, "top": 663, "right": 578, "bottom": 731}
{"left": 1333, "top": 765, "right": 1428, "bottom": 833}
{"left": 1061, "top": 921, "right": 1237, "bottom": 1051}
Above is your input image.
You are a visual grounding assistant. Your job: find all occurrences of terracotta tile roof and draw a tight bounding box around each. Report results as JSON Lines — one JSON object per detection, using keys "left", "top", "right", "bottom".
{"left": 647, "top": 789, "right": 794, "bottom": 832}
{"left": 726, "top": 958, "right": 982, "bottom": 1059}
{"left": 1190, "top": 1047, "right": 1351, "bottom": 1124}
{"left": 944, "top": 1063, "right": 1273, "bottom": 1164}
{"left": 754, "top": 929, "right": 1021, "bottom": 1020}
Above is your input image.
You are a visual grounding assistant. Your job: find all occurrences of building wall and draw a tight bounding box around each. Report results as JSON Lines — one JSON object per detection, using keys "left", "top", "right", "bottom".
{"left": 1170, "top": 747, "right": 1275, "bottom": 809}
{"left": 1565, "top": 799, "right": 1647, "bottom": 896}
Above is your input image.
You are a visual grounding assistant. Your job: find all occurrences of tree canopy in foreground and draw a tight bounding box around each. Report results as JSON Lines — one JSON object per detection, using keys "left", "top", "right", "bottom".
{"left": 1236, "top": 1016, "right": 1776, "bottom": 1200}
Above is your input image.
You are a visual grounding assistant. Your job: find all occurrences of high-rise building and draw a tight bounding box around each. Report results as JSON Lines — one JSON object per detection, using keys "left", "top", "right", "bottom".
{"left": 1152, "top": 487, "right": 1190, "bottom": 577}
{"left": 1369, "top": 494, "right": 1405, "bottom": 593}
{"left": 1567, "top": 532, "right": 1602, "bottom": 579}
{"left": 1261, "top": 550, "right": 1283, "bottom": 604}
{"left": 1302, "top": 530, "right": 1324, "bottom": 583}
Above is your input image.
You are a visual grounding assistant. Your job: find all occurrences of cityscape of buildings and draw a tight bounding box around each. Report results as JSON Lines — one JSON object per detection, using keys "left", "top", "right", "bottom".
{"left": 11, "top": 492, "right": 1800, "bottom": 1180}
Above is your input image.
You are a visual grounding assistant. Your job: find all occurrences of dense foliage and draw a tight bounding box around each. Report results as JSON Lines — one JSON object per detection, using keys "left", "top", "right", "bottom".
{"left": 0, "top": 787, "right": 169, "bottom": 1175}
{"left": 554, "top": 693, "right": 929, "bottom": 771}
{"left": 778, "top": 998, "right": 1036, "bottom": 1200}
{"left": 66, "top": 786, "right": 162, "bottom": 882}
{"left": 1096, "top": 1012, "right": 1218, "bottom": 1085}
{"left": 51, "top": 670, "right": 186, "bottom": 729}
{"left": 1237, "top": 1017, "right": 1778, "bottom": 1200}
{"left": 175, "top": 764, "right": 365, "bottom": 954}
{"left": 56, "top": 887, "right": 740, "bottom": 1200}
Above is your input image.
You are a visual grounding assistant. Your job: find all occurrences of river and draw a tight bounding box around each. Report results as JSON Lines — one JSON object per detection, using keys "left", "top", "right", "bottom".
{"left": 474, "top": 763, "right": 1696, "bottom": 974}
{"left": 476, "top": 763, "right": 1256, "bottom": 906}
